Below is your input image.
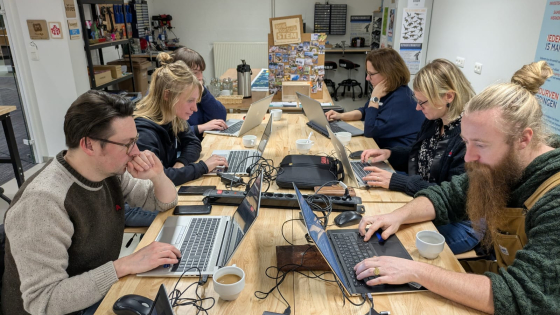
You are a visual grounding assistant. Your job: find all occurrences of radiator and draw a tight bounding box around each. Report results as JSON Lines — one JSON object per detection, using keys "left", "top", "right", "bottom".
{"left": 213, "top": 42, "right": 269, "bottom": 78}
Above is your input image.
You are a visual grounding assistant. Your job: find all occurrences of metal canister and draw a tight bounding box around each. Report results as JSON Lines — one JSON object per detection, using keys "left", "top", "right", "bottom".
{"left": 237, "top": 60, "right": 252, "bottom": 98}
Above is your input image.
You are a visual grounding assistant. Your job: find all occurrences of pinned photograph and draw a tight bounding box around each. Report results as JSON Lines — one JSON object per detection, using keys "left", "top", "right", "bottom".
{"left": 275, "top": 53, "right": 283, "bottom": 63}
{"left": 305, "top": 58, "right": 313, "bottom": 65}
{"left": 302, "top": 75, "right": 309, "bottom": 81}
{"left": 269, "top": 53, "right": 274, "bottom": 63}
{"left": 319, "top": 45, "right": 325, "bottom": 54}
{"left": 296, "top": 58, "right": 305, "bottom": 67}
{"left": 312, "top": 54, "right": 319, "bottom": 64}
{"left": 311, "top": 33, "right": 319, "bottom": 40}
{"left": 311, "top": 40, "right": 319, "bottom": 47}
{"left": 283, "top": 54, "right": 289, "bottom": 62}
{"left": 318, "top": 34, "right": 327, "bottom": 42}
{"left": 291, "top": 74, "right": 300, "bottom": 81}
{"left": 269, "top": 46, "right": 278, "bottom": 52}
{"left": 303, "top": 41, "right": 310, "bottom": 51}
{"left": 304, "top": 51, "right": 313, "bottom": 58}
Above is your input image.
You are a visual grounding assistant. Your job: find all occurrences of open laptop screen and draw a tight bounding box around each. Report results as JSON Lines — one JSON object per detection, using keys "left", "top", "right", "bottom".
{"left": 256, "top": 116, "right": 273, "bottom": 155}
{"left": 293, "top": 184, "right": 346, "bottom": 284}
{"left": 223, "top": 173, "right": 263, "bottom": 264}
{"left": 149, "top": 285, "right": 175, "bottom": 315}
{"left": 297, "top": 92, "right": 329, "bottom": 127}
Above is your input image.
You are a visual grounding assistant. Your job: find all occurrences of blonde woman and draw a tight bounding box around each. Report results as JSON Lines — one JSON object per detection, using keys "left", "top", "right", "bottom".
{"left": 360, "top": 59, "right": 477, "bottom": 254}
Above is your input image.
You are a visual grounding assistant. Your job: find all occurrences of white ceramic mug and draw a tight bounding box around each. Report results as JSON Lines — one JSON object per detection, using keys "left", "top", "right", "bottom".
{"left": 296, "top": 139, "right": 314, "bottom": 154}
{"left": 270, "top": 109, "right": 283, "bottom": 121}
{"left": 242, "top": 135, "right": 257, "bottom": 148}
{"left": 212, "top": 264, "right": 246, "bottom": 300}
{"left": 416, "top": 230, "right": 445, "bottom": 259}
{"left": 334, "top": 132, "right": 352, "bottom": 146}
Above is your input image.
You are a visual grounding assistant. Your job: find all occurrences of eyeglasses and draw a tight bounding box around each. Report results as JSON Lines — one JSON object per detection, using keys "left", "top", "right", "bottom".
{"left": 366, "top": 71, "right": 379, "bottom": 77}
{"left": 89, "top": 134, "right": 139, "bottom": 155}
{"left": 413, "top": 96, "right": 429, "bottom": 109}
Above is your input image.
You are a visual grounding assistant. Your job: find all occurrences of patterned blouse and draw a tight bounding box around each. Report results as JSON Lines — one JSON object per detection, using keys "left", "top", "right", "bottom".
{"left": 417, "top": 116, "right": 462, "bottom": 181}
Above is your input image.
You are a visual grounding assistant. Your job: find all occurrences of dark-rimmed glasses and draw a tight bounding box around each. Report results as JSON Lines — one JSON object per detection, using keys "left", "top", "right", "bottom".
{"left": 413, "top": 96, "right": 429, "bottom": 109}
{"left": 89, "top": 134, "right": 139, "bottom": 154}
{"left": 366, "top": 71, "right": 379, "bottom": 77}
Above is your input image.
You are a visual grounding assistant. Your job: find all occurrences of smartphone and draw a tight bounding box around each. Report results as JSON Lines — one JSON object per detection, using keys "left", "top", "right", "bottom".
{"left": 177, "top": 185, "right": 216, "bottom": 196}
{"left": 173, "top": 204, "right": 212, "bottom": 215}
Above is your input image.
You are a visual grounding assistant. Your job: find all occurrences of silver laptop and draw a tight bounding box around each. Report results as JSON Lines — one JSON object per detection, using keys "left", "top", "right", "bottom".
{"left": 211, "top": 115, "right": 273, "bottom": 176}
{"left": 326, "top": 124, "right": 393, "bottom": 188}
{"left": 205, "top": 94, "right": 274, "bottom": 137}
{"left": 139, "top": 172, "right": 263, "bottom": 277}
{"left": 297, "top": 92, "right": 364, "bottom": 138}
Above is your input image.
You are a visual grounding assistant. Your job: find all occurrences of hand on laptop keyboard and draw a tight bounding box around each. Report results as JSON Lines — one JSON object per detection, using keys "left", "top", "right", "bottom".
{"left": 205, "top": 154, "right": 229, "bottom": 172}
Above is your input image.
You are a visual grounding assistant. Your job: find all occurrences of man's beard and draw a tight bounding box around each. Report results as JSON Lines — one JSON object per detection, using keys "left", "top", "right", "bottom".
{"left": 465, "top": 148, "right": 525, "bottom": 249}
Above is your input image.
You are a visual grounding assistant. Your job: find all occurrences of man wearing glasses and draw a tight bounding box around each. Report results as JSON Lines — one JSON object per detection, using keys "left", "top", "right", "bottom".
{"left": 2, "top": 91, "right": 181, "bottom": 315}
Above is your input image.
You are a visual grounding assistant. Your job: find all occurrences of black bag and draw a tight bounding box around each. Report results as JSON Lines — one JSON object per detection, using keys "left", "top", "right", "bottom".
{"left": 276, "top": 155, "right": 344, "bottom": 189}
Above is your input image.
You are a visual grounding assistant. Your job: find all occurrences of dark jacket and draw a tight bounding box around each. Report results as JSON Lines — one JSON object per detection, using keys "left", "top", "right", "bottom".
{"left": 135, "top": 117, "right": 207, "bottom": 185}
{"left": 187, "top": 87, "right": 227, "bottom": 140}
{"left": 357, "top": 85, "right": 425, "bottom": 148}
{"left": 387, "top": 118, "right": 466, "bottom": 196}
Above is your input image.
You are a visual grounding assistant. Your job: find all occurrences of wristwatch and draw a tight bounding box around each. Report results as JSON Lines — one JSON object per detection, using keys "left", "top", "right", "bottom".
{"left": 370, "top": 96, "right": 380, "bottom": 104}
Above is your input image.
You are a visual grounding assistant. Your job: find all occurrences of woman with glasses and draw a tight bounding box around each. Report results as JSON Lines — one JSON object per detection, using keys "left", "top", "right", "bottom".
{"left": 360, "top": 58, "right": 478, "bottom": 254}
{"left": 325, "top": 48, "right": 425, "bottom": 148}
{"left": 170, "top": 47, "right": 228, "bottom": 140}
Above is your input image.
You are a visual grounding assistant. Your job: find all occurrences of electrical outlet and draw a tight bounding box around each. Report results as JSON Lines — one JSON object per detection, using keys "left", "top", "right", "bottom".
{"left": 455, "top": 57, "right": 465, "bottom": 68}
{"left": 474, "top": 62, "right": 483, "bottom": 74}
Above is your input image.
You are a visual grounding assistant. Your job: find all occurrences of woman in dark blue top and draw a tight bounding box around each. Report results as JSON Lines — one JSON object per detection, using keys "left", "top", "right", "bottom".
{"left": 325, "top": 48, "right": 424, "bottom": 148}
{"left": 171, "top": 48, "right": 228, "bottom": 140}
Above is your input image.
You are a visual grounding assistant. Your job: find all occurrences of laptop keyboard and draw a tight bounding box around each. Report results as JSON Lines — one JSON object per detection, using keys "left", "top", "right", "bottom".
{"left": 350, "top": 161, "right": 371, "bottom": 185}
{"left": 172, "top": 218, "right": 221, "bottom": 273}
{"left": 329, "top": 122, "right": 347, "bottom": 133}
{"left": 331, "top": 232, "right": 378, "bottom": 288}
{"left": 220, "top": 121, "right": 243, "bottom": 134}
{"left": 227, "top": 151, "right": 261, "bottom": 174}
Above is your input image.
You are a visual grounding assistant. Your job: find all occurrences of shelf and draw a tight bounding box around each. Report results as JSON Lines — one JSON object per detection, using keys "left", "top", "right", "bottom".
{"left": 80, "top": 0, "right": 123, "bottom": 4}
{"left": 94, "top": 73, "right": 133, "bottom": 90}
{"left": 87, "top": 39, "right": 130, "bottom": 50}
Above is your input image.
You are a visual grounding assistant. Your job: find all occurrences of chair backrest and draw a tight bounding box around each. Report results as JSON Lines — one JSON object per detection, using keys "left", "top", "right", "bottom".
{"left": 324, "top": 61, "right": 337, "bottom": 70}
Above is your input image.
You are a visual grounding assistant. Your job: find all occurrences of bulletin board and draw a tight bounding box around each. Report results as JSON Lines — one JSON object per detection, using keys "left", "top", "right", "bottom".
{"left": 267, "top": 32, "right": 328, "bottom": 100}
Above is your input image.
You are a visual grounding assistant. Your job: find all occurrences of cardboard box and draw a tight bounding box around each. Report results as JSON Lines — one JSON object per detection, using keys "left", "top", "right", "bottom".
{"left": 107, "top": 59, "right": 151, "bottom": 97}
{"left": 93, "top": 65, "right": 123, "bottom": 79}
{"left": 0, "top": 35, "right": 9, "bottom": 46}
{"left": 282, "top": 81, "right": 311, "bottom": 102}
{"left": 90, "top": 69, "right": 112, "bottom": 87}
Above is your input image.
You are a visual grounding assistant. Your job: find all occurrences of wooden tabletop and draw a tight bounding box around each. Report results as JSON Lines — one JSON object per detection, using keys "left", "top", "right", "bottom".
{"left": 0, "top": 105, "right": 16, "bottom": 117}
{"left": 182, "top": 114, "right": 412, "bottom": 204}
{"left": 219, "top": 69, "right": 334, "bottom": 112}
{"left": 95, "top": 202, "right": 481, "bottom": 314}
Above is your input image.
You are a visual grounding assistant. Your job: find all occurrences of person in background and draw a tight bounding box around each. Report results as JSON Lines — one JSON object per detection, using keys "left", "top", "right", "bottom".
{"left": 360, "top": 59, "right": 478, "bottom": 254}
{"left": 354, "top": 61, "right": 559, "bottom": 314}
{"left": 129, "top": 52, "right": 228, "bottom": 226}
{"left": 171, "top": 47, "right": 228, "bottom": 140}
{"left": 324, "top": 48, "right": 425, "bottom": 148}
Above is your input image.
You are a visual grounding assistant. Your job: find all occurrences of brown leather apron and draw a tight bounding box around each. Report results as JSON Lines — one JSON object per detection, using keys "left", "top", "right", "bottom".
{"left": 461, "top": 172, "right": 560, "bottom": 274}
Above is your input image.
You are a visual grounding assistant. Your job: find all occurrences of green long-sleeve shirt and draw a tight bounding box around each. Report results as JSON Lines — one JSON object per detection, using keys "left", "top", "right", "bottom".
{"left": 415, "top": 148, "right": 560, "bottom": 315}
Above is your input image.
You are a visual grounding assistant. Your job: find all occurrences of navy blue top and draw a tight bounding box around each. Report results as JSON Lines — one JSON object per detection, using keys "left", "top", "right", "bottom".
{"left": 357, "top": 85, "right": 425, "bottom": 149}
{"left": 135, "top": 117, "right": 207, "bottom": 185}
{"left": 187, "top": 86, "right": 227, "bottom": 140}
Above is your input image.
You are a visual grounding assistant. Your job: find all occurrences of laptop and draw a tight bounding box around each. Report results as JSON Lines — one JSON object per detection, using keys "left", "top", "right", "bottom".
{"left": 297, "top": 92, "right": 364, "bottom": 138}
{"left": 326, "top": 124, "right": 394, "bottom": 188}
{"left": 211, "top": 115, "right": 273, "bottom": 176}
{"left": 293, "top": 183, "right": 426, "bottom": 296}
{"left": 149, "top": 284, "right": 175, "bottom": 315}
{"left": 139, "top": 172, "right": 263, "bottom": 277}
{"left": 205, "top": 94, "right": 274, "bottom": 137}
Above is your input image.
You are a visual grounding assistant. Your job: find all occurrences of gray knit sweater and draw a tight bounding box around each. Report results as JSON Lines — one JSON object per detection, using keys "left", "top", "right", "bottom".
{"left": 1, "top": 151, "right": 178, "bottom": 315}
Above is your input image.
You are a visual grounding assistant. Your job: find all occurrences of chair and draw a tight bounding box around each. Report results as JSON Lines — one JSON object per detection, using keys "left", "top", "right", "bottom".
{"left": 335, "top": 59, "right": 363, "bottom": 101}
{"left": 0, "top": 187, "right": 11, "bottom": 205}
{"left": 324, "top": 61, "right": 338, "bottom": 101}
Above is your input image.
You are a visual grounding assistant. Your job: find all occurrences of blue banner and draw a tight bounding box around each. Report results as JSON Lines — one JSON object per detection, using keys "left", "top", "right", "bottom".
{"left": 535, "top": 1, "right": 560, "bottom": 134}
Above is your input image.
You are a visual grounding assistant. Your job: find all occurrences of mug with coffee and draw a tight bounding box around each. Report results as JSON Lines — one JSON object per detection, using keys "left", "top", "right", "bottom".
{"left": 212, "top": 264, "right": 245, "bottom": 300}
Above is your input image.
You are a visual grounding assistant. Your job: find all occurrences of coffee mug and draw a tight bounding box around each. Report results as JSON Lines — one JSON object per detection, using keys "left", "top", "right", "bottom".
{"left": 334, "top": 132, "right": 352, "bottom": 146}
{"left": 416, "top": 230, "right": 445, "bottom": 259}
{"left": 213, "top": 264, "right": 246, "bottom": 300}
{"left": 242, "top": 135, "right": 257, "bottom": 148}
{"left": 270, "top": 109, "right": 283, "bottom": 121}
{"left": 296, "top": 139, "right": 314, "bottom": 154}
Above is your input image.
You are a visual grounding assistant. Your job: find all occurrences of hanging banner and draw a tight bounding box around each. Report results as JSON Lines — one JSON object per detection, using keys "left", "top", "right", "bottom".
{"left": 399, "top": 7, "right": 427, "bottom": 74}
{"left": 534, "top": 2, "right": 560, "bottom": 134}
{"left": 350, "top": 15, "right": 372, "bottom": 46}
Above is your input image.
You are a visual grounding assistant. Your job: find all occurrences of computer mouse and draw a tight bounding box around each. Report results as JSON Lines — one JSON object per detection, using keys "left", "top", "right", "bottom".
{"left": 349, "top": 150, "right": 363, "bottom": 159}
{"left": 334, "top": 211, "right": 363, "bottom": 227}
{"left": 113, "top": 294, "right": 154, "bottom": 315}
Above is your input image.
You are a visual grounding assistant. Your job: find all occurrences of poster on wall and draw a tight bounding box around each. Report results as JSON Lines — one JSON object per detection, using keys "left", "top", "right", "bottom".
{"left": 400, "top": 8, "right": 426, "bottom": 44}
{"left": 350, "top": 15, "right": 372, "bottom": 46}
{"left": 534, "top": 2, "right": 560, "bottom": 134}
{"left": 64, "top": 0, "right": 76, "bottom": 18}
{"left": 387, "top": 9, "right": 395, "bottom": 46}
{"left": 48, "top": 22, "right": 63, "bottom": 39}
{"left": 26, "top": 20, "right": 49, "bottom": 40}
{"left": 270, "top": 15, "right": 303, "bottom": 46}
{"left": 67, "top": 19, "right": 80, "bottom": 40}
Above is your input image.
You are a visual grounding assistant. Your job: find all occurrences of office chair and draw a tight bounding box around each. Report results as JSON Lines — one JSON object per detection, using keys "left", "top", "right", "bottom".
{"left": 0, "top": 187, "right": 11, "bottom": 204}
{"left": 324, "top": 61, "right": 338, "bottom": 101}
{"left": 335, "top": 59, "right": 363, "bottom": 101}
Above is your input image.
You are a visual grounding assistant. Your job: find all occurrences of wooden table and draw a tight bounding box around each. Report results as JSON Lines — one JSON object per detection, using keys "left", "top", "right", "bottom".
{"left": 0, "top": 106, "right": 25, "bottom": 186}
{"left": 95, "top": 202, "right": 482, "bottom": 314}
{"left": 219, "top": 69, "right": 335, "bottom": 113}
{"left": 184, "top": 114, "right": 412, "bottom": 204}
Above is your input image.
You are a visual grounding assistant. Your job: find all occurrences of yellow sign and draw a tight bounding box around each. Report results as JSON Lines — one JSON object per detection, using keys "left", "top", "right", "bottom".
{"left": 270, "top": 15, "right": 303, "bottom": 46}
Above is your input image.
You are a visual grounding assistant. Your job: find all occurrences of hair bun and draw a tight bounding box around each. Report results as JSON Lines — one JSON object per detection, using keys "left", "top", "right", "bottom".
{"left": 157, "top": 52, "right": 175, "bottom": 66}
{"left": 511, "top": 61, "right": 553, "bottom": 94}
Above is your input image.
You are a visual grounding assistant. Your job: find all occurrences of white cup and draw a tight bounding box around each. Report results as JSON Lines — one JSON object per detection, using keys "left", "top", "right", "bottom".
{"left": 296, "top": 139, "right": 314, "bottom": 154}
{"left": 334, "top": 132, "right": 352, "bottom": 146}
{"left": 270, "top": 109, "right": 283, "bottom": 121}
{"left": 242, "top": 135, "right": 257, "bottom": 148}
{"left": 213, "top": 264, "right": 246, "bottom": 300}
{"left": 220, "top": 89, "right": 232, "bottom": 96}
{"left": 416, "top": 230, "right": 445, "bottom": 259}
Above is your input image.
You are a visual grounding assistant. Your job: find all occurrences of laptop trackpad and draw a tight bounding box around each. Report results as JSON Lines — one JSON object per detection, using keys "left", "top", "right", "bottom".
{"left": 158, "top": 226, "right": 186, "bottom": 248}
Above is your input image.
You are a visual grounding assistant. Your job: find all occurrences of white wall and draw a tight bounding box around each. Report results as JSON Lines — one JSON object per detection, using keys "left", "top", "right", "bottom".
{"left": 426, "top": 0, "right": 546, "bottom": 93}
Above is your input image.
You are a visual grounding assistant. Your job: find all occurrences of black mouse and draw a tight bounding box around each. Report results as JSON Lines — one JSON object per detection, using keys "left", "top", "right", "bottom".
{"left": 349, "top": 150, "right": 363, "bottom": 159}
{"left": 113, "top": 294, "right": 154, "bottom": 315}
{"left": 334, "top": 211, "right": 363, "bottom": 227}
